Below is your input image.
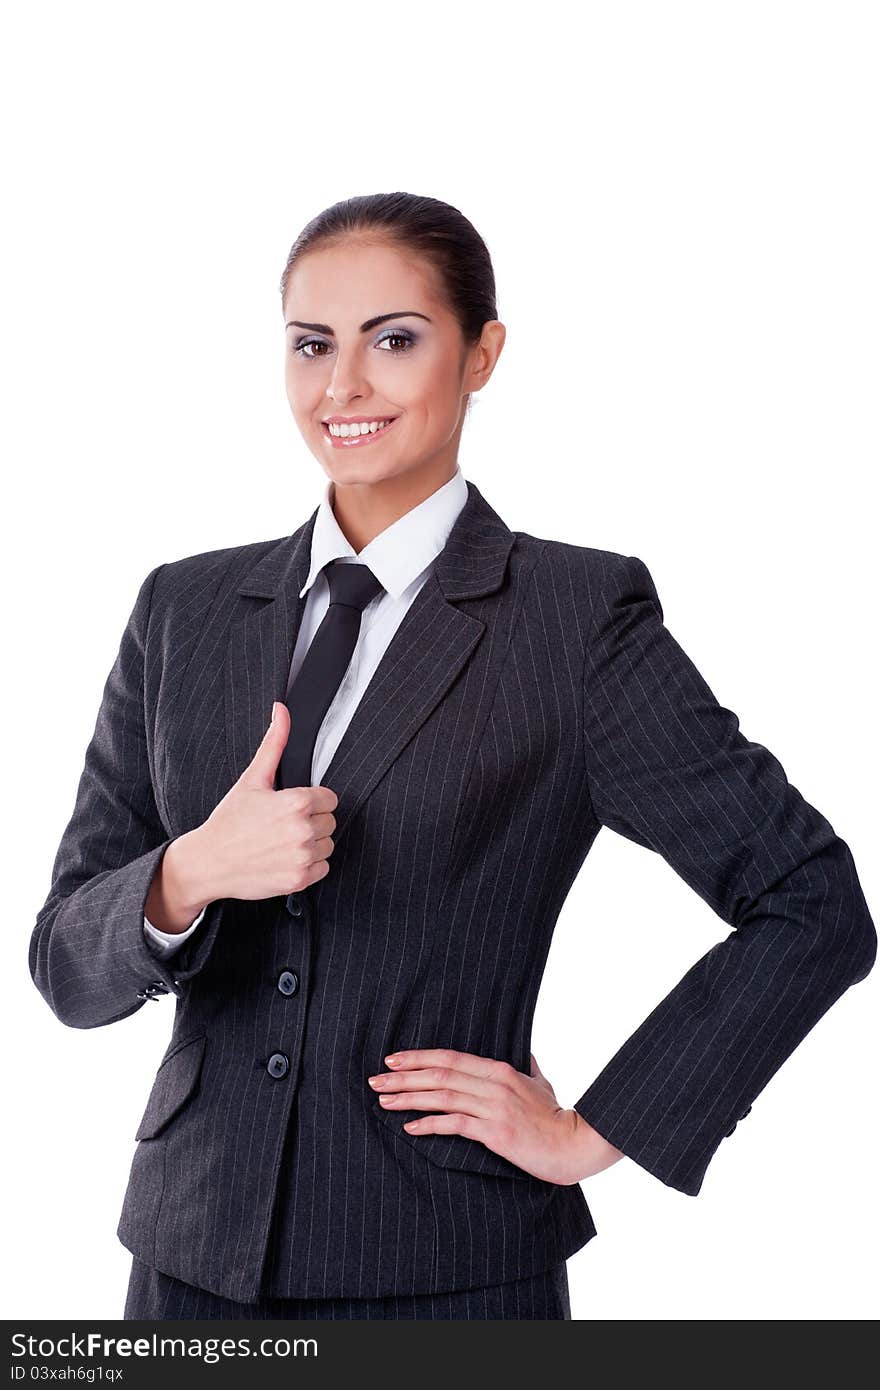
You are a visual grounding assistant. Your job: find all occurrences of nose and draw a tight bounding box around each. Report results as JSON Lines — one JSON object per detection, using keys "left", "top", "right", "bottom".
{"left": 326, "top": 346, "right": 369, "bottom": 405}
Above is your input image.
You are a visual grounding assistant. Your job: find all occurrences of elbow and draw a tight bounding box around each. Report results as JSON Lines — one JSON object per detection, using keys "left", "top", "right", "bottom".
{"left": 29, "top": 894, "right": 79, "bottom": 1026}
{"left": 30, "top": 960, "right": 142, "bottom": 1031}
{"left": 29, "top": 916, "right": 66, "bottom": 1024}
{"left": 837, "top": 838, "right": 877, "bottom": 985}
{"left": 848, "top": 899, "right": 877, "bottom": 985}
{"left": 814, "top": 859, "right": 877, "bottom": 990}
{"left": 748, "top": 835, "right": 878, "bottom": 991}
{"left": 801, "top": 834, "right": 877, "bottom": 987}
{"left": 28, "top": 913, "right": 130, "bottom": 1031}
{"left": 28, "top": 922, "right": 85, "bottom": 1029}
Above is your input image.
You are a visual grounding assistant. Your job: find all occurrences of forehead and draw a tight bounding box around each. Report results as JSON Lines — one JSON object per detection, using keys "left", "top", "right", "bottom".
{"left": 284, "top": 237, "right": 445, "bottom": 321}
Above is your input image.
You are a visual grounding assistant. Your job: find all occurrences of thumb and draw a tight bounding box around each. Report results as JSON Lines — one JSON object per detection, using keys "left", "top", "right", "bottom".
{"left": 240, "top": 700, "right": 290, "bottom": 788}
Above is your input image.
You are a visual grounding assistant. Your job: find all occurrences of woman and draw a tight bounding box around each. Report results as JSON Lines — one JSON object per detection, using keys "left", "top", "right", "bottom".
{"left": 30, "top": 192, "right": 876, "bottom": 1321}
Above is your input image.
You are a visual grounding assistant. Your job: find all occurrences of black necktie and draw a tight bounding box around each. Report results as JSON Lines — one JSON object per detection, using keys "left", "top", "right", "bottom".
{"left": 276, "top": 559, "right": 386, "bottom": 791}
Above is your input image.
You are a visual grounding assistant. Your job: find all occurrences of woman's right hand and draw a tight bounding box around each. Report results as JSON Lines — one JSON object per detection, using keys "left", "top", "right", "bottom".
{"left": 192, "top": 700, "right": 337, "bottom": 901}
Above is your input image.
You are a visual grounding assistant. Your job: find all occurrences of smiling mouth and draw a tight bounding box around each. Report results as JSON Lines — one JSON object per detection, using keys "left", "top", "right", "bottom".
{"left": 321, "top": 417, "right": 400, "bottom": 448}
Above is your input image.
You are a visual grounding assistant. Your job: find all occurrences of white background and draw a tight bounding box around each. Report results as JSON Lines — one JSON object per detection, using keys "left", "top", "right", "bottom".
{"left": 3, "top": 0, "right": 877, "bottom": 1322}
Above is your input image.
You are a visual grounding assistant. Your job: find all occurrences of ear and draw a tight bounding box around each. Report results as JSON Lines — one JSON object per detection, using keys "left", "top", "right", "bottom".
{"left": 466, "top": 319, "right": 507, "bottom": 392}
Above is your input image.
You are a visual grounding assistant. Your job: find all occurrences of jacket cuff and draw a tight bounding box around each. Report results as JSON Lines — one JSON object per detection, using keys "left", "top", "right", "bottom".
{"left": 143, "top": 905, "right": 207, "bottom": 958}
{"left": 30, "top": 838, "right": 223, "bottom": 1028}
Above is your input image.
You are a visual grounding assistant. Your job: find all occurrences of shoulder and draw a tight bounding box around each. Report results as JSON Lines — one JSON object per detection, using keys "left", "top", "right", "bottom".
{"left": 507, "top": 533, "right": 664, "bottom": 656}
{"left": 512, "top": 531, "right": 658, "bottom": 603}
{"left": 144, "top": 535, "right": 288, "bottom": 614}
{"left": 154, "top": 534, "right": 285, "bottom": 589}
{"left": 124, "top": 536, "right": 291, "bottom": 653}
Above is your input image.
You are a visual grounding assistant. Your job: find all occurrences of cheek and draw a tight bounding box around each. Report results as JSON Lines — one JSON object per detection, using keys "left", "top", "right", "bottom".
{"left": 394, "top": 358, "right": 462, "bottom": 420}
{"left": 285, "top": 361, "right": 324, "bottom": 415}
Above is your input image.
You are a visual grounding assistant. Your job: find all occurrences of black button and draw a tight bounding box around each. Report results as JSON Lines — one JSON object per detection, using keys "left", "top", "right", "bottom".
{"left": 277, "top": 970, "right": 299, "bottom": 996}
{"left": 724, "top": 1105, "right": 753, "bottom": 1138}
{"left": 286, "top": 893, "right": 304, "bottom": 917}
{"left": 267, "top": 1052, "right": 289, "bottom": 1078}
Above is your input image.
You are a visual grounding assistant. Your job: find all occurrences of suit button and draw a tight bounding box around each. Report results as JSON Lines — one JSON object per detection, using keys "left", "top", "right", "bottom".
{"left": 286, "top": 893, "right": 303, "bottom": 916}
{"left": 277, "top": 970, "right": 299, "bottom": 996}
{"left": 725, "top": 1105, "right": 753, "bottom": 1138}
{"left": 267, "top": 1052, "right": 289, "bottom": 1078}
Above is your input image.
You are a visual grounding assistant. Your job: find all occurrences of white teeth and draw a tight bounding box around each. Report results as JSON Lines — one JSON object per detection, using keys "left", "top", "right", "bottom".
{"left": 328, "top": 419, "right": 393, "bottom": 437}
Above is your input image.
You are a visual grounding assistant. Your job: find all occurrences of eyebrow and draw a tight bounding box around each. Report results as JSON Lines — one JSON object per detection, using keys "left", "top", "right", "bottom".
{"left": 285, "top": 310, "right": 433, "bottom": 333}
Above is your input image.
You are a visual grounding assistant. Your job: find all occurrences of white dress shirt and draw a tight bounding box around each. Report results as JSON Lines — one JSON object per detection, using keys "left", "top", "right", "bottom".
{"left": 143, "top": 465, "right": 470, "bottom": 960}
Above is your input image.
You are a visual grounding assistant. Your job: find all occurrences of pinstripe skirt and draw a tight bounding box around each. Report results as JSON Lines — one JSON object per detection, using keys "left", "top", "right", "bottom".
{"left": 123, "top": 1255, "right": 572, "bottom": 1320}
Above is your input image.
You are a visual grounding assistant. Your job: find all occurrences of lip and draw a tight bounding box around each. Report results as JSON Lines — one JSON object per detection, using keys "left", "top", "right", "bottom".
{"left": 321, "top": 416, "right": 400, "bottom": 449}
{"left": 323, "top": 414, "right": 399, "bottom": 425}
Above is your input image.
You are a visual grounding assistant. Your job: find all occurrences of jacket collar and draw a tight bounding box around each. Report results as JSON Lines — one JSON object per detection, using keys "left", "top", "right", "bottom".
{"left": 225, "top": 479, "right": 517, "bottom": 845}
{"left": 235, "top": 476, "right": 515, "bottom": 606}
{"left": 299, "top": 466, "right": 469, "bottom": 601}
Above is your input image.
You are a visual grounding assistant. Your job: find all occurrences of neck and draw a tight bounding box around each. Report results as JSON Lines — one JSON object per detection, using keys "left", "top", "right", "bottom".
{"left": 329, "top": 460, "right": 457, "bottom": 553}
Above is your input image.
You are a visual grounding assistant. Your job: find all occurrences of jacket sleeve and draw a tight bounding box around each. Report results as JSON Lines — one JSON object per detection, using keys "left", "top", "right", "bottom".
{"left": 573, "top": 553, "right": 876, "bottom": 1196}
{"left": 30, "top": 564, "right": 222, "bottom": 1028}
{"left": 143, "top": 908, "right": 206, "bottom": 959}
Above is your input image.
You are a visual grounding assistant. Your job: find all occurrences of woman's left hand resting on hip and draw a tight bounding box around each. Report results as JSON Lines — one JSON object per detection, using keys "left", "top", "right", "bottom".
{"left": 367, "top": 1049, "right": 624, "bottom": 1185}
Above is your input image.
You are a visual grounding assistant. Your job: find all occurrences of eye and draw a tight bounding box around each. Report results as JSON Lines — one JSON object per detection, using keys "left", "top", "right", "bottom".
{"left": 291, "top": 337, "right": 331, "bottom": 359}
{"left": 290, "top": 328, "right": 417, "bottom": 359}
{"left": 375, "top": 329, "right": 416, "bottom": 352}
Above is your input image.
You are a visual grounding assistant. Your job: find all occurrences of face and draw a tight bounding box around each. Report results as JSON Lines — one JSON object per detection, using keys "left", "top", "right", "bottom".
{"left": 282, "top": 237, "right": 505, "bottom": 498}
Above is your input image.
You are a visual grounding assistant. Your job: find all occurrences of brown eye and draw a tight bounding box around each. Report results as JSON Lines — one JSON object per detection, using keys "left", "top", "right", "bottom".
{"left": 375, "top": 330, "right": 416, "bottom": 352}
{"left": 293, "top": 339, "right": 331, "bottom": 359}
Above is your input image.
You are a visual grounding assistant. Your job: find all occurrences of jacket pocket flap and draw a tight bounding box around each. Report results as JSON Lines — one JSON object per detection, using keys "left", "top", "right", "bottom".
{"left": 135, "top": 1034, "right": 206, "bottom": 1140}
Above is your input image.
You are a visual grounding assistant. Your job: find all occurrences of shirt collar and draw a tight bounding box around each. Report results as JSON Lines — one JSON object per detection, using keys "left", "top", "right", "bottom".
{"left": 299, "top": 466, "right": 469, "bottom": 601}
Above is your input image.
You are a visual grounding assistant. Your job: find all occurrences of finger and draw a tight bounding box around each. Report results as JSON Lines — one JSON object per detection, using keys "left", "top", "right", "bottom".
{"left": 310, "top": 783, "right": 339, "bottom": 813}
{"left": 384, "top": 1049, "right": 505, "bottom": 1081}
{"left": 402, "top": 1113, "right": 487, "bottom": 1142}
{"left": 304, "top": 858, "right": 331, "bottom": 887}
{"left": 373, "top": 1067, "right": 498, "bottom": 1103}
{"left": 307, "top": 811, "right": 337, "bottom": 839}
{"left": 377, "top": 1087, "right": 491, "bottom": 1119}
{"left": 277, "top": 784, "right": 339, "bottom": 815}
{"left": 241, "top": 701, "right": 290, "bottom": 788}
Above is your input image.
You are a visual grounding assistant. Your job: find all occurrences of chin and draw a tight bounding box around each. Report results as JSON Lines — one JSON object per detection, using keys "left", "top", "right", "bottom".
{"left": 328, "top": 460, "right": 404, "bottom": 486}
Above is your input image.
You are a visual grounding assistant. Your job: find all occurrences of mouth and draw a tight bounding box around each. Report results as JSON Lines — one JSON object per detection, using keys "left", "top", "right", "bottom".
{"left": 321, "top": 416, "right": 400, "bottom": 449}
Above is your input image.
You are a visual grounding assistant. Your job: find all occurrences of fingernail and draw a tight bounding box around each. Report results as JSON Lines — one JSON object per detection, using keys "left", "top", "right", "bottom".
{"left": 385, "top": 1055, "right": 399, "bottom": 1067}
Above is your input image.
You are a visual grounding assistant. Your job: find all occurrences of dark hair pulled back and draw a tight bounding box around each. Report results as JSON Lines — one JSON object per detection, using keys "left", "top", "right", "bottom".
{"left": 279, "top": 191, "right": 498, "bottom": 348}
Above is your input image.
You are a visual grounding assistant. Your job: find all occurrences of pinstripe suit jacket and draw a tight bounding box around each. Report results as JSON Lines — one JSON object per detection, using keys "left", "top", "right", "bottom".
{"left": 30, "top": 480, "right": 876, "bottom": 1303}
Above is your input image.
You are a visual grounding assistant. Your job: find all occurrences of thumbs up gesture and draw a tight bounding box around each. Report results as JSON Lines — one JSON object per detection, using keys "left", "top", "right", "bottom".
{"left": 194, "top": 701, "right": 338, "bottom": 901}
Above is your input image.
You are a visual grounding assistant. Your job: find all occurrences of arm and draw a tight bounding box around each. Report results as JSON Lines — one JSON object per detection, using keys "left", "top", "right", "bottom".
{"left": 30, "top": 565, "right": 223, "bottom": 1028}
{"left": 143, "top": 907, "right": 206, "bottom": 958}
{"left": 142, "top": 828, "right": 214, "bottom": 957}
{"left": 574, "top": 553, "right": 876, "bottom": 1195}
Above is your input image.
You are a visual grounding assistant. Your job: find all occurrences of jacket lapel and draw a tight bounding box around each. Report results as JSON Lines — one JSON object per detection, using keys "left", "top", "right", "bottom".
{"left": 224, "top": 479, "right": 515, "bottom": 844}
